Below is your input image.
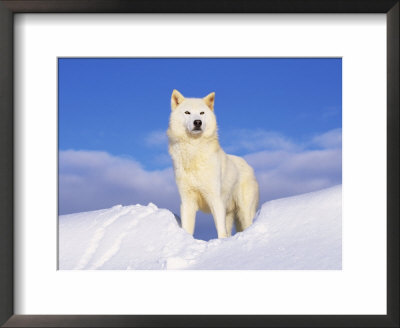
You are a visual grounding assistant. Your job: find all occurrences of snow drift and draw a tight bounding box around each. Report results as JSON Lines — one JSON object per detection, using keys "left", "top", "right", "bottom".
{"left": 59, "top": 185, "right": 342, "bottom": 270}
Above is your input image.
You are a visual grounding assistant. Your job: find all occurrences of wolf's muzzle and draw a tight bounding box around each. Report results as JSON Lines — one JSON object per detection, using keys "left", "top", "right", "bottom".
{"left": 193, "top": 120, "right": 202, "bottom": 129}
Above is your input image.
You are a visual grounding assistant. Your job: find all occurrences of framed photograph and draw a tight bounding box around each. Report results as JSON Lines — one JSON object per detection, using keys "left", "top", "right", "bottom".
{"left": 0, "top": 1, "right": 398, "bottom": 327}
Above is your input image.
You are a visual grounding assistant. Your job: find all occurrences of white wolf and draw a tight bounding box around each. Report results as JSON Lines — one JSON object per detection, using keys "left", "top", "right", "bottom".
{"left": 167, "top": 90, "right": 259, "bottom": 238}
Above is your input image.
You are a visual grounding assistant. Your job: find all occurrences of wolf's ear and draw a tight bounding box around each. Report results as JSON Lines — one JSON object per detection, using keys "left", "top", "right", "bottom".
{"left": 203, "top": 92, "right": 215, "bottom": 111}
{"left": 171, "top": 89, "right": 185, "bottom": 110}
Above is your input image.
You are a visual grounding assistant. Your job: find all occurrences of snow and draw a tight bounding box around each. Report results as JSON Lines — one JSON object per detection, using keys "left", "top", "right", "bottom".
{"left": 59, "top": 185, "right": 342, "bottom": 270}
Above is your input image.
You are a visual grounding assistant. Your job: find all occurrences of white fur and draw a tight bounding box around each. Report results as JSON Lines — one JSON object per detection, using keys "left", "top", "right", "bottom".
{"left": 167, "top": 90, "right": 259, "bottom": 238}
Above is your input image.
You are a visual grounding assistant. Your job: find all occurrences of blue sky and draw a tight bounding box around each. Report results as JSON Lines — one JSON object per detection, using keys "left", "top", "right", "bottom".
{"left": 59, "top": 58, "right": 342, "bottom": 240}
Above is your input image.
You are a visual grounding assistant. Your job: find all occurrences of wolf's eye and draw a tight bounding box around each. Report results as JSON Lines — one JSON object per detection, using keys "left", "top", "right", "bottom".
{"left": 185, "top": 111, "right": 190, "bottom": 115}
{"left": 200, "top": 112, "right": 204, "bottom": 115}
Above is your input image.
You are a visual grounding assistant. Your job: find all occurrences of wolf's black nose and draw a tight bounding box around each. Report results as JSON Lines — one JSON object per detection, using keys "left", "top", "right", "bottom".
{"left": 194, "top": 120, "right": 202, "bottom": 127}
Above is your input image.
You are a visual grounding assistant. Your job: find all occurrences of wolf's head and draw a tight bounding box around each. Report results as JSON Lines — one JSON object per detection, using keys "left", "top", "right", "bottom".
{"left": 167, "top": 89, "right": 218, "bottom": 141}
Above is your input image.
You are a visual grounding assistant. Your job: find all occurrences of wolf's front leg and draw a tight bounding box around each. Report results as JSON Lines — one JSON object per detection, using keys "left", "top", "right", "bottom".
{"left": 208, "top": 199, "right": 228, "bottom": 238}
{"left": 180, "top": 198, "right": 198, "bottom": 235}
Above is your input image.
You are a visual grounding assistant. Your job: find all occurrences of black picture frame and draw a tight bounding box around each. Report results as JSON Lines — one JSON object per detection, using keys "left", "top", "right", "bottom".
{"left": 0, "top": 1, "right": 398, "bottom": 327}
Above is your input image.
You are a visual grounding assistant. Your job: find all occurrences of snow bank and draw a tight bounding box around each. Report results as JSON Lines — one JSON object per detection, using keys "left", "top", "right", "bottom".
{"left": 59, "top": 185, "right": 341, "bottom": 270}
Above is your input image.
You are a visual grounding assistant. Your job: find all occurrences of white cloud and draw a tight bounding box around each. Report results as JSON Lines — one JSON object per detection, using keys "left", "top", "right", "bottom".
{"left": 145, "top": 130, "right": 168, "bottom": 147}
{"left": 245, "top": 148, "right": 342, "bottom": 202}
{"left": 322, "top": 105, "right": 341, "bottom": 119}
{"left": 59, "top": 150, "right": 179, "bottom": 215}
{"left": 310, "top": 128, "right": 342, "bottom": 149}
{"left": 222, "top": 129, "right": 298, "bottom": 153}
{"left": 242, "top": 128, "right": 342, "bottom": 202}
